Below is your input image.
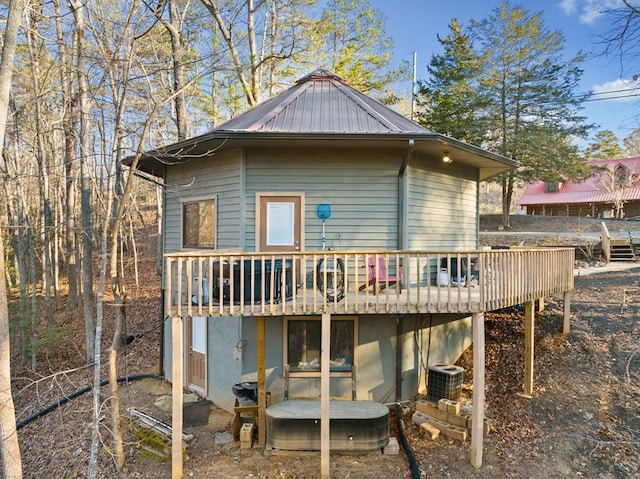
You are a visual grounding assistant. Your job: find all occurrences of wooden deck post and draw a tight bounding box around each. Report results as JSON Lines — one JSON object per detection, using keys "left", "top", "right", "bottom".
{"left": 524, "top": 301, "right": 535, "bottom": 397}
{"left": 470, "top": 312, "right": 485, "bottom": 469}
{"left": 321, "top": 312, "right": 331, "bottom": 478}
{"left": 172, "top": 315, "right": 183, "bottom": 479}
{"left": 563, "top": 291, "right": 571, "bottom": 334}
{"left": 257, "top": 316, "right": 266, "bottom": 445}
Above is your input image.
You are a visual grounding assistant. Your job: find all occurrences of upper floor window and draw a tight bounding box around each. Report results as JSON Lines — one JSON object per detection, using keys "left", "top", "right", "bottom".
{"left": 183, "top": 197, "right": 216, "bottom": 249}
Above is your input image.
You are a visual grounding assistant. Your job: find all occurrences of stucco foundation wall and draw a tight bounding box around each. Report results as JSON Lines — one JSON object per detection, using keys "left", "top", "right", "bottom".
{"left": 186, "top": 313, "right": 475, "bottom": 412}
{"left": 206, "top": 316, "right": 243, "bottom": 412}
{"left": 405, "top": 314, "right": 473, "bottom": 396}
{"left": 164, "top": 316, "right": 243, "bottom": 412}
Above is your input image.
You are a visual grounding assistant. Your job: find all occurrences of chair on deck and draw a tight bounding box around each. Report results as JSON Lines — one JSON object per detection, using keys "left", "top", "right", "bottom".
{"left": 358, "top": 256, "right": 402, "bottom": 294}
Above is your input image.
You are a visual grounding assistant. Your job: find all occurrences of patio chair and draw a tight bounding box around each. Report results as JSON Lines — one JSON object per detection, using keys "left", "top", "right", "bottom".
{"left": 358, "top": 256, "right": 402, "bottom": 294}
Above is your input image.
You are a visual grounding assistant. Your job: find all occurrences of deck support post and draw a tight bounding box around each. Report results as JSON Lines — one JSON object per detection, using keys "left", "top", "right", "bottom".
{"left": 524, "top": 301, "right": 535, "bottom": 397}
{"left": 395, "top": 314, "right": 403, "bottom": 402}
{"left": 257, "top": 316, "right": 266, "bottom": 445}
{"left": 470, "top": 312, "right": 485, "bottom": 469}
{"left": 171, "top": 315, "right": 183, "bottom": 479}
{"left": 563, "top": 291, "right": 571, "bottom": 334}
{"left": 321, "top": 312, "right": 331, "bottom": 478}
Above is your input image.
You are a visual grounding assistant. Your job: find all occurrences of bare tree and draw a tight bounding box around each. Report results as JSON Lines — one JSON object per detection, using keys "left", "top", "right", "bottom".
{"left": 595, "top": 162, "right": 639, "bottom": 218}
{"left": 199, "top": 0, "right": 313, "bottom": 107}
{"left": 68, "top": 0, "right": 96, "bottom": 364}
{"left": 52, "top": 0, "right": 81, "bottom": 312}
{"left": 80, "top": 0, "right": 166, "bottom": 472}
{"left": 25, "top": 2, "right": 55, "bottom": 362}
{"left": 199, "top": 0, "right": 261, "bottom": 106}
{"left": 601, "top": 0, "right": 640, "bottom": 76}
{"left": 0, "top": 0, "right": 26, "bottom": 477}
{"left": 154, "top": 0, "right": 189, "bottom": 140}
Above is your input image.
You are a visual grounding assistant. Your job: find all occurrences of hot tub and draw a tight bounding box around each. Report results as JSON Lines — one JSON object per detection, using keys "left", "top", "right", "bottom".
{"left": 266, "top": 400, "right": 389, "bottom": 451}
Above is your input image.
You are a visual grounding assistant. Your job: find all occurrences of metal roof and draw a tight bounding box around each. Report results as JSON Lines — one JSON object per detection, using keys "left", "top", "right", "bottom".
{"left": 216, "top": 69, "right": 427, "bottom": 134}
{"left": 518, "top": 157, "right": 640, "bottom": 205}
{"left": 129, "top": 69, "right": 519, "bottom": 180}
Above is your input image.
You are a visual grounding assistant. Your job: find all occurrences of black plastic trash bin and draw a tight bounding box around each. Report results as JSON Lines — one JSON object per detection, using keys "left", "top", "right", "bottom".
{"left": 232, "top": 382, "right": 258, "bottom": 403}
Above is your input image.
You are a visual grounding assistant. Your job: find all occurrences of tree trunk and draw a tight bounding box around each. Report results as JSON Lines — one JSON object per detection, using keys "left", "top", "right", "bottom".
{"left": 70, "top": 0, "right": 96, "bottom": 364}
{"left": 200, "top": 0, "right": 259, "bottom": 106}
{"left": 0, "top": 238, "right": 22, "bottom": 479}
{"left": 26, "top": 5, "right": 54, "bottom": 360}
{"left": 13, "top": 168, "right": 29, "bottom": 366}
{"left": 0, "top": 0, "right": 26, "bottom": 476}
{"left": 166, "top": 0, "right": 187, "bottom": 140}
{"left": 53, "top": 0, "right": 80, "bottom": 311}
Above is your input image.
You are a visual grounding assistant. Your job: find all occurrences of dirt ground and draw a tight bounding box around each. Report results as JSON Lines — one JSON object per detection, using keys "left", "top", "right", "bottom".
{"left": 10, "top": 218, "right": 640, "bottom": 478}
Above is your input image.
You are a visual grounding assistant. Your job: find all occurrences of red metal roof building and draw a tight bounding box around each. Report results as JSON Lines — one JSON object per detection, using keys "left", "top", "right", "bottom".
{"left": 518, "top": 157, "right": 640, "bottom": 218}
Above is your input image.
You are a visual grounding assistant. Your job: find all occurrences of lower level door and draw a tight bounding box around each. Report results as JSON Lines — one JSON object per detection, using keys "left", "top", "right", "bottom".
{"left": 187, "top": 315, "right": 207, "bottom": 391}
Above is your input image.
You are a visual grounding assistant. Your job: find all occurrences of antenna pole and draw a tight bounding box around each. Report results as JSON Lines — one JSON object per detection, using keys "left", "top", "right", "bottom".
{"left": 411, "top": 51, "right": 417, "bottom": 120}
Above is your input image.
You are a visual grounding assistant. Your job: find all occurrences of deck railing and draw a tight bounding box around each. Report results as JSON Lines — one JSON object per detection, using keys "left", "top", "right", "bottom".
{"left": 165, "top": 248, "right": 575, "bottom": 317}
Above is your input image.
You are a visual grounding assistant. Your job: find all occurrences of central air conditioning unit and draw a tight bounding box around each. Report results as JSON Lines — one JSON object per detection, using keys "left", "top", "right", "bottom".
{"left": 427, "top": 363, "right": 463, "bottom": 402}
{"left": 191, "top": 277, "right": 209, "bottom": 305}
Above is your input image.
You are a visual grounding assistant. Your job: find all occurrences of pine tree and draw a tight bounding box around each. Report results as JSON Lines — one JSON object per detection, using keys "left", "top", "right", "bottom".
{"left": 417, "top": 19, "right": 487, "bottom": 145}
{"left": 307, "top": 0, "right": 407, "bottom": 100}
{"left": 583, "top": 129, "right": 624, "bottom": 160}
{"left": 470, "top": 1, "right": 592, "bottom": 226}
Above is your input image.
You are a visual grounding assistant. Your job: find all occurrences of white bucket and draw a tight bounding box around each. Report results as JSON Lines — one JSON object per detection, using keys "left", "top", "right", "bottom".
{"left": 439, "top": 268, "right": 449, "bottom": 286}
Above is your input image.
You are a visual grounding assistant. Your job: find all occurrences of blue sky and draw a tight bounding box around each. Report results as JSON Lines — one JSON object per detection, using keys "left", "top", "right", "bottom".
{"left": 371, "top": 0, "right": 640, "bottom": 146}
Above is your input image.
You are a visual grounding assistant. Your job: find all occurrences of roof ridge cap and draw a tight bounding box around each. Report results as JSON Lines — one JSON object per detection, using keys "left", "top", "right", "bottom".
{"left": 336, "top": 84, "right": 407, "bottom": 131}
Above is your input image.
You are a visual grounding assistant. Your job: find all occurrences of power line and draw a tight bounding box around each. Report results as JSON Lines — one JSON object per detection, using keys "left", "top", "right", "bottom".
{"left": 589, "top": 86, "right": 640, "bottom": 96}
{"left": 584, "top": 92, "right": 640, "bottom": 102}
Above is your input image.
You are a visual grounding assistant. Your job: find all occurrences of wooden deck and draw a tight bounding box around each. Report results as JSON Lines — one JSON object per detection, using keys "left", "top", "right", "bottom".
{"left": 165, "top": 248, "right": 575, "bottom": 317}
{"left": 166, "top": 248, "right": 575, "bottom": 472}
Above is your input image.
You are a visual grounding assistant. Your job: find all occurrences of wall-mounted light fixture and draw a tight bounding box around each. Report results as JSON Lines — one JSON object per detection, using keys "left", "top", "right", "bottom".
{"left": 442, "top": 152, "right": 452, "bottom": 163}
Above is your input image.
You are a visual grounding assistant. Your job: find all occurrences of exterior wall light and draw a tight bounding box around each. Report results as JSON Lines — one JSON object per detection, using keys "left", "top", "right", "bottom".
{"left": 442, "top": 153, "right": 452, "bottom": 163}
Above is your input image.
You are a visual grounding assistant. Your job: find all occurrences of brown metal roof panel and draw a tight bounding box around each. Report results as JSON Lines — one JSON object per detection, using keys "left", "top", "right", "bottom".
{"left": 214, "top": 69, "right": 428, "bottom": 134}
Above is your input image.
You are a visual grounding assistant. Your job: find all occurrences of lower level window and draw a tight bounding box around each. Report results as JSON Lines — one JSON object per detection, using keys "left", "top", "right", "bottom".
{"left": 285, "top": 316, "right": 356, "bottom": 375}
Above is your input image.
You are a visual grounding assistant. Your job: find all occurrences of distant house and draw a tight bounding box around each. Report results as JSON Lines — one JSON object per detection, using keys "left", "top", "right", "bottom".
{"left": 518, "top": 157, "right": 640, "bottom": 218}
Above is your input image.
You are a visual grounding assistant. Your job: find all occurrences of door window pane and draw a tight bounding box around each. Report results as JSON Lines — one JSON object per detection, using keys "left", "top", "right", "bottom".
{"left": 266, "top": 202, "right": 294, "bottom": 246}
{"left": 192, "top": 316, "right": 206, "bottom": 354}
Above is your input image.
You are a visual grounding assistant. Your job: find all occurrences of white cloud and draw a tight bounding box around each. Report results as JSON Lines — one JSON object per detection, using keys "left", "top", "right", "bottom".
{"left": 592, "top": 78, "right": 640, "bottom": 102}
{"left": 558, "top": 0, "right": 625, "bottom": 24}
{"left": 559, "top": 0, "right": 578, "bottom": 14}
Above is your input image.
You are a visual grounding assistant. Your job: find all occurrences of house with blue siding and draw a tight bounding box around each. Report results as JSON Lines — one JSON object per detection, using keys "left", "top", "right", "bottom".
{"left": 129, "top": 69, "right": 574, "bottom": 469}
